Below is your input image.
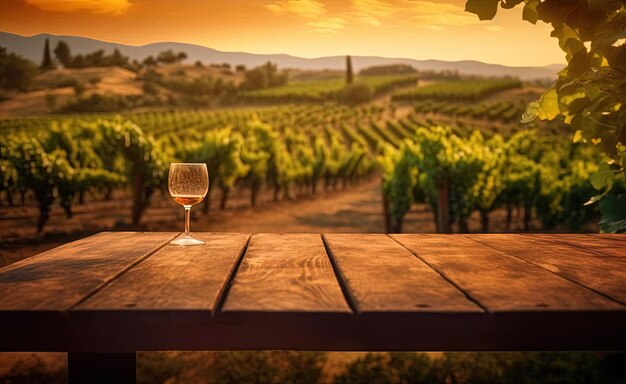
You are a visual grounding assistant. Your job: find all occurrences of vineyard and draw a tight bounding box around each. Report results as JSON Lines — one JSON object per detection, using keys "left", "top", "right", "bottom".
{"left": 392, "top": 78, "right": 522, "bottom": 101}
{"left": 0, "top": 76, "right": 602, "bottom": 237}
{"left": 410, "top": 98, "right": 529, "bottom": 124}
{"left": 0, "top": 105, "right": 385, "bottom": 233}
{"left": 241, "top": 74, "right": 418, "bottom": 103}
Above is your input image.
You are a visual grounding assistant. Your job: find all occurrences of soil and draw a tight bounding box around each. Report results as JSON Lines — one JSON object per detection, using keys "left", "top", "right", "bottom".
{"left": 0, "top": 175, "right": 584, "bottom": 268}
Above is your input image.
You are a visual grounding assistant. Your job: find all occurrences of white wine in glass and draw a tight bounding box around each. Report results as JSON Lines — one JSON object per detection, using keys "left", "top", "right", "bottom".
{"left": 168, "top": 163, "right": 209, "bottom": 246}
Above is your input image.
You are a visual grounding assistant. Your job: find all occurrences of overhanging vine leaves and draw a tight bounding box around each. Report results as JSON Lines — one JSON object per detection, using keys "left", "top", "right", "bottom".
{"left": 465, "top": 0, "right": 626, "bottom": 232}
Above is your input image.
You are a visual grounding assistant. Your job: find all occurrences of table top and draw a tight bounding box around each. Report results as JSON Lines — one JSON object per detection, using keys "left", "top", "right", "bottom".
{"left": 1, "top": 232, "right": 625, "bottom": 352}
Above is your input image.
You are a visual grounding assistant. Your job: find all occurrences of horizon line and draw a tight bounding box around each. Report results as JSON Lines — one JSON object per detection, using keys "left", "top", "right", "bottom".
{"left": 0, "top": 30, "right": 566, "bottom": 69}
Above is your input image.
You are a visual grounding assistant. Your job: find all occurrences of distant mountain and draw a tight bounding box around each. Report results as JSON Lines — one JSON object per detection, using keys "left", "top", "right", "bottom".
{"left": 0, "top": 31, "right": 563, "bottom": 80}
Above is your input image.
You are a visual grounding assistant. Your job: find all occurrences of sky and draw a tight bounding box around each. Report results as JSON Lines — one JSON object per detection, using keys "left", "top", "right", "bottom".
{"left": 0, "top": 0, "right": 565, "bottom": 67}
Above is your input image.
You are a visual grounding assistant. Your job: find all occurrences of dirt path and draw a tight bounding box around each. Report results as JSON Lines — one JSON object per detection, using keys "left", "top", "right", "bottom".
{"left": 1, "top": 172, "right": 562, "bottom": 268}
{"left": 0, "top": 178, "right": 394, "bottom": 266}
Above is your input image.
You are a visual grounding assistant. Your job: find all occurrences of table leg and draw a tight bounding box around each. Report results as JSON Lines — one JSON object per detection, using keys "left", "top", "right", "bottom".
{"left": 68, "top": 352, "right": 136, "bottom": 384}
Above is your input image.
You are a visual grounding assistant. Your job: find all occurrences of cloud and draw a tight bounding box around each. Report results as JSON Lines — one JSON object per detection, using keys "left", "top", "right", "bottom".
{"left": 351, "top": 0, "right": 394, "bottom": 26}
{"left": 264, "top": 0, "right": 326, "bottom": 19}
{"left": 401, "top": 0, "right": 478, "bottom": 28}
{"left": 307, "top": 17, "right": 346, "bottom": 33}
{"left": 485, "top": 25, "right": 504, "bottom": 32}
{"left": 25, "top": 0, "right": 132, "bottom": 13}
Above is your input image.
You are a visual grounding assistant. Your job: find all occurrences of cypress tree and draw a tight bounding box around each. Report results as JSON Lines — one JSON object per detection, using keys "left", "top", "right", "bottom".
{"left": 346, "top": 55, "right": 354, "bottom": 85}
{"left": 41, "top": 38, "right": 53, "bottom": 69}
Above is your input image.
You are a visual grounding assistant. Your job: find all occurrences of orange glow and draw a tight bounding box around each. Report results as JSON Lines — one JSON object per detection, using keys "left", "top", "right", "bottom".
{"left": 0, "top": 0, "right": 564, "bottom": 66}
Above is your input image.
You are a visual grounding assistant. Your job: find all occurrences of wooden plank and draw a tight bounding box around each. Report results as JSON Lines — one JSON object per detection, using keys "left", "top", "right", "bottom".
{"left": 77, "top": 233, "right": 250, "bottom": 311}
{"left": 0, "top": 232, "right": 177, "bottom": 311}
{"left": 598, "top": 234, "right": 626, "bottom": 242}
{"left": 532, "top": 234, "right": 626, "bottom": 257}
{"left": 0, "top": 231, "right": 177, "bottom": 351}
{"left": 469, "top": 234, "right": 626, "bottom": 305}
{"left": 221, "top": 234, "right": 350, "bottom": 313}
{"left": 323, "top": 234, "right": 481, "bottom": 313}
{"left": 392, "top": 234, "right": 622, "bottom": 312}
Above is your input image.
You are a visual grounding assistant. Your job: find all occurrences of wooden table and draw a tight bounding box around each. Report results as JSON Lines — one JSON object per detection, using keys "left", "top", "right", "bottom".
{"left": 1, "top": 232, "right": 625, "bottom": 383}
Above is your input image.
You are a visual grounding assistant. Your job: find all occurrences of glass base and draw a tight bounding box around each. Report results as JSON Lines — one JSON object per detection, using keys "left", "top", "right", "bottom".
{"left": 171, "top": 236, "right": 205, "bottom": 246}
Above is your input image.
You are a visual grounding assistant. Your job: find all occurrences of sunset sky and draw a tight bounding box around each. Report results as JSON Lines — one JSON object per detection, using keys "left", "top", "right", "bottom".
{"left": 0, "top": 0, "right": 564, "bottom": 67}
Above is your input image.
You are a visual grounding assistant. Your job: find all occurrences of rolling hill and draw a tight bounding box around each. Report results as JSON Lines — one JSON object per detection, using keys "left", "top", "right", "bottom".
{"left": 0, "top": 31, "right": 563, "bottom": 80}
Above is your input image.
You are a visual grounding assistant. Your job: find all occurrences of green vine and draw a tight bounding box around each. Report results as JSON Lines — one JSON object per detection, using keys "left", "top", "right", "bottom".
{"left": 465, "top": 0, "right": 626, "bottom": 232}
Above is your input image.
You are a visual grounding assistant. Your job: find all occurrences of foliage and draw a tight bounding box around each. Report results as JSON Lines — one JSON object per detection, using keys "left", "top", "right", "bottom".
{"left": 0, "top": 105, "right": 382, "bottom": 231}
{"left": 65, "top": 48, "right": 130, "bottom": 68}
{"left": 204, "top": 351, "right": 325, "bottom": 384}
{"left": 465, "top": 0, "right": 626, "bottom": 232}
{"left": 377, "top": 119, "right": 599, "bottom": 232}
{"left": 412, "top": 98, "right": 531, "bottom": 123}
{"left": 53, "top": 40, "right": 71, "bottom": 67}
{"left": 241, "top": 61, "right": 288, "bottom": 90}
{"left": 242, "top": 75, "right": 417, "bottom": 103}
{"left": 156, "top": 49, "right": 187, "bottom": 64}
{"left": 331, "top": 351, "right": 624, "bottom": 384}
{"left": 136, "top": 352, "right": 185, "bottom": 384}
{"left": 0, "top": 47, "right": 37, "bottom": 91}
{"left": 346, "top": 55, "right": 354, "bottom": 85}
{"left": 41, "top": 38, "right": 54, "bottom": 70}
{"left": 392, "top": 77, "right": 522, "bottom": 102}
{"left": 360, "top": 64, "right": 417, "bottom": 76}
{"left": 340, "top": 83, "right": 372, "bottom": 105}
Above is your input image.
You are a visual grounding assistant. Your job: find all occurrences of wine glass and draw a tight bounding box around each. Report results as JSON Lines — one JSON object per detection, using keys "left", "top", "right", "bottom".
{"left": 168, "top": 163, "right": 209, "bottom": 245}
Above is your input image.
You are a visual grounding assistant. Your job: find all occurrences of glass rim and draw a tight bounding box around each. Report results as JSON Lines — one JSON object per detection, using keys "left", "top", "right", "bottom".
{"left": 169, "top": 162, "right": 207, "bottom": 166}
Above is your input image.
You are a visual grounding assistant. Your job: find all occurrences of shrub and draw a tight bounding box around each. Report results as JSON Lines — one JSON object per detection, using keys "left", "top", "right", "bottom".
{"left": 137, "top": 352, "right": 184, "bottom": 384}
{"left": 142, "top": 81, "right": 160, "bottom": 96}
{"left": 44, "top": 93, "right": 57, "bottom": 110}
{"left": 339, "top": 83, "right": 372, "bottom": 105}
{"left": 71, "top": 80, "right": 86, "bottom": 96}
{"left": 206, "top": 351, "right": 325, "bottom": 384}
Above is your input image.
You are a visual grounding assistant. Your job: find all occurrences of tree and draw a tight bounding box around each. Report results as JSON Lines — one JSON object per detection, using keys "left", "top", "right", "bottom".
{"left": 143, "top": 55, "right": 157, "bottom": 66}
{"left": 235, "top": 64, "right": 246, "bottom": 72}
{"left": 156, "top": 50, "right": 186, "bottom": 65}
{"left": 109, "top": 49, "right": 129, "bottom": 66}
{"left": 53, "top": 41, "right": 72, "bottom": 67}
{"left": 176, "top": 51, "right": 187, "bottom": 63}
{"left": 346, "top": 55, "right": 354, "bottom": 85}
{"left": 464, "top": 0, "right": 626, "bottom": 233}
{"left": 0, "top": 48, "right": 37, "bottom": 91}
{"left": 41, "top": 38, "right": 54, "bottom": 70}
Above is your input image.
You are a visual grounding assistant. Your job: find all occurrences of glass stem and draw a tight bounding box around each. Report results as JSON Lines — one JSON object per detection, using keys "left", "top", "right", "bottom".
{"left": 184, "top": 206, "right": 191, "bottom": 238}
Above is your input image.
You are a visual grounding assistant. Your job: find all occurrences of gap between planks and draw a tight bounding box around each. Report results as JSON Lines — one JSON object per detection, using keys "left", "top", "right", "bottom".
{"left": 465, "top": 235, "right": 626, "bottom": 308}
{"left": 321, "top": 234, "right": 359, "bottom": 315}
{"left": 386, "top": 234, "right": 490, "bottom": 314}
{"left": 67, "top": 232, "right": 181, "bottom": 311}
{"left": 212, "top": 234, "right": 253, "bottom": 315}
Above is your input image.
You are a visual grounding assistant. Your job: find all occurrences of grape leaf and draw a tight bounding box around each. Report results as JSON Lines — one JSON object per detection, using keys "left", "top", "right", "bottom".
{"left": 522, "top": 0, "right": 539, "bottom": 24}
{"left": 521, "top": 101, "right": 540, "bottom": 123}
{"left": 465, "top": 0, "right": 500, "bottom": 20}
{"left": 590, "top": 162, "right": 614, "bottom": 190}
{"left": 599, "top": 194, "right": 626, "bottom": 233}
{"left": 537, "top": 87, "right": 560, "bottom": 120}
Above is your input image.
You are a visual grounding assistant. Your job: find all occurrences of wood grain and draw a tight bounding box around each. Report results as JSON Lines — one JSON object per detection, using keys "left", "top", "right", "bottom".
{"left": 392, "top": 234, "right": 622, "bottom": 312}
{"left": 77, "top": 233, "right": 250, "bottom": 311}
{"left": 598, "top": 234, "right": 626, "bottom": 242}
{"left": 0, "top": 232, "right": 177, "bottom": 311}
{"left": 532, "top": 234, "right": 626, "bottom": 257}
{"left": 221, "top": 234, "right": 350, "bottom": 313}
{"left": 324, "top": 234, "right": 481, "bottom": 313}
{"left": 3, "top": 233, "right": 626, "bottom": 353}
{"left": 470, "top": 234, "right": 626, "bottom": 305}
